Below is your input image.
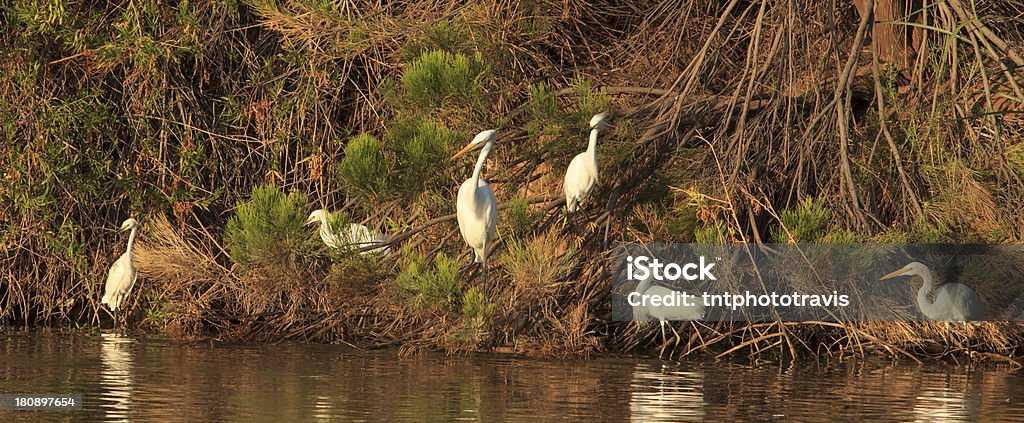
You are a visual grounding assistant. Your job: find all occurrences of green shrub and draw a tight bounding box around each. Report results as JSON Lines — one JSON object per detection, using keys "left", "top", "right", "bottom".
{"left": 461, "top": 287, "right": 495, "bottom": 323}
{"left": 395, "top": 250, "right": 462, "bottom": 309}
{"left": 527, "top": 82, "right": 561, "bottom": 124}
{"left": 389, "top": 119, "right": 457, "bottom": 192}
{"left": 338, "top": 133, "right": 391, "bottom": 199}
{"left": 224, "top": 184, "right": 312, "bottom": 267}
{"left": 770, "top": 197, "right": 832, "bottom": 243}
{"left": 695, "top": 221, "right": 731, "bottom": 244}
{"left": 402, "top": 49, "right": 486, "bottom": 108}
{"left": 499, "top": 199, "right": 538, "bottom": 239}
{"left": 569, "top": 74, "right": 609, "bottom": 121}
{"left": 401, "top": 21, "right": 468, "bottom": 61}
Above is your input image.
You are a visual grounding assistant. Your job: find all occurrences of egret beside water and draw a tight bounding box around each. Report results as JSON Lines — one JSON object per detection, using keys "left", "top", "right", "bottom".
{"left": 632, "top": 274, "right": 705, "bottom": 357}
{"left": 880, "top": 261, "right": 985, "bottom": 321}
{"left": 103, "top": 218, "right": 140, "bottom": 313}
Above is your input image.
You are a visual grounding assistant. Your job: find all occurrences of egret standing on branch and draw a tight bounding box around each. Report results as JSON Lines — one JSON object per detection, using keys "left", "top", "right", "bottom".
{"left": 881, "top": 261, "right": 985, "bottom": 321}
{"left": 103, "top": 218, "right": 140, "bottom": 314}
{"left": 451, "top": 129, "right": 498, "bottom": 294}
{"left": 306, "top": 209, "right": 390, "bottom": 256}
{"left": 564, "top": 112, "right": 609, "bottom": 212}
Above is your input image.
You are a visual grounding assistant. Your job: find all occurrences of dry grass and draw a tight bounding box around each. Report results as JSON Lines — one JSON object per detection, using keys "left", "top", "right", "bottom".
{"left": 3, "top": 0, "right": 1024, "bottom": 363}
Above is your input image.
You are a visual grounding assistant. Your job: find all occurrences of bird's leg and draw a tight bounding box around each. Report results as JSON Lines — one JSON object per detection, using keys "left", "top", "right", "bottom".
{"left": 944, "top": 321, "right": 952, "bottom": 348}
{"left": 482, "top": 261, "right": 489, "bottom": 297}
{"left": 670, "top": 323, "right": 682, "bottom": 354}
{"left": 658, "top": 321, "right": 668, "bottom": 358}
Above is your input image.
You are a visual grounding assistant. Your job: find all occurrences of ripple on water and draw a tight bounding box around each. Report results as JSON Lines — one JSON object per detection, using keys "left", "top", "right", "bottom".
{"left": 0, "top": 332, "right": 1020, "bottom": 421}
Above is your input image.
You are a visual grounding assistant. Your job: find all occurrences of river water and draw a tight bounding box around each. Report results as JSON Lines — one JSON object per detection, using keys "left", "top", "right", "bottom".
{"left": 0, "top": 332, "right": 1021, "bottom": 421}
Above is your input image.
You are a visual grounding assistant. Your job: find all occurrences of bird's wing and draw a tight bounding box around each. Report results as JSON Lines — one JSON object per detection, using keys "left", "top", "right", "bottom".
{"left": 563, "top": 153, "right": 596, "bottom": 196}
{"left": 103, "top": 253, "right": 134, "bottom": 309}
{"left": 483, "top": 182, "right": 498, "bottom": 241}
{"left": 644, "top": 285, "right": 705, "bottom": 321}
{"left": 944, "top": 283, "right": 985, "bottom": 321}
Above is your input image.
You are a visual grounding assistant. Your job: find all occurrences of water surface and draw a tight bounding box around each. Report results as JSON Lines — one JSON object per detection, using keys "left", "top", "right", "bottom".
{"left": 0, "top": 332, "right": 1021, "bottom": 421}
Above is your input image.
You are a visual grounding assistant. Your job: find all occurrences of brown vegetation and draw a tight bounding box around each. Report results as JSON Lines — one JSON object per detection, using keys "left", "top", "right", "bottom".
{"left": 3, "top": 0, "right": 1024, "bottom": 362}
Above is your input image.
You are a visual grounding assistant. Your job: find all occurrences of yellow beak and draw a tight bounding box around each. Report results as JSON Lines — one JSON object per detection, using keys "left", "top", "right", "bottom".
{"left": 880, "top": 268, "right": 908, "bottom": 280}
{"left": 450, "top": 143, "right": 476, "bottom": 160}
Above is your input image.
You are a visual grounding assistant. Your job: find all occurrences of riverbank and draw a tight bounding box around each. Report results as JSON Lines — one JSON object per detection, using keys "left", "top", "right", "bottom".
{"left": 3, "top": 1, "right": 1024, "bottom": 362}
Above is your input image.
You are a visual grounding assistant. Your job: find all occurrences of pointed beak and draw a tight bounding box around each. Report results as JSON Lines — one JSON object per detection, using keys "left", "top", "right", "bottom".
{"left": 450, "top": 143, "right": 476, "bottom": 160}
{"left": 305, "top": 216, "right": 316, "bottom": 225}
{"left": 880, "top": 268, "right": 908, "bottom": 280}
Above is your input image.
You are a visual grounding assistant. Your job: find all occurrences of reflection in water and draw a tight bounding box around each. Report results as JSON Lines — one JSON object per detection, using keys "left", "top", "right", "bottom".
{"left": 629, "top": 363, "right": 703, "bottom": 422}
{"left": 99, "top": 333, "right": 134, "bottom": 422}
{"left": 0, "top": 333, "right": 1020, "bottom": 421}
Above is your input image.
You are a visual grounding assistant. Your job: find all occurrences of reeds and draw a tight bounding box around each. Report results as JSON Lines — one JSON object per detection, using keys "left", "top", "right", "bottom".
{"left": 2, "top": 0, "right": 1024, "bottom": 362}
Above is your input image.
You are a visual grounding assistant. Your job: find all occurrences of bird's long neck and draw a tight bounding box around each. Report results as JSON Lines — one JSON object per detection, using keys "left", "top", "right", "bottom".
{"left": 916, "top": 270, "right": 936, "bottom": 312}
{"left": 586, "top": 128, "right": 599, "bottom": 154}
{"left": 471, "top": 143, "right": 491, "bottom": 188}
{"left": 126, "top": 227, "right": 138, "bottom": 256}
{"left": 635, "top": 277, "right": 651, "bottom": 294}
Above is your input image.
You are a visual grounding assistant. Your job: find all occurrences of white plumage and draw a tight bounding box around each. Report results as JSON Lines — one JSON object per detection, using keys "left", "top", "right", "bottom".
{"left": 306, "top": 209, "right": 390, "bottom": 256}
{"left": 632, "top": 274, "right": 705, "bottom": 356}
{"left": 564, "top": 112, "right": 608, "bottom": 212}
{"left": 880, "top": 261, "right": 985, "bottom": 321}
{"left": 102, "top": 218, "right": 139, "bottom": 312}
{"left": 452, "top": 130, "right": 499, "bottom": 292}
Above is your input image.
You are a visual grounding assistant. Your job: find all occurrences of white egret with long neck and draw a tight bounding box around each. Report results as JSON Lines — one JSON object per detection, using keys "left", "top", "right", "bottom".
{"left": 564, "top": 112, "right": 609, "bottom": 212}
{"left": 880, "top": 261, "right": 984, "bottom": 321}
{"left": 103, "top": 218, "right": 140, "bottom": 312}
{"left": 632, "top": 275, "right": 705, "bottom": 357}
{"left": 306, "top": 209, "right": 390, "bottom": 256}
{"left": 452, "top": 129, "right": 498, "bottom": 293}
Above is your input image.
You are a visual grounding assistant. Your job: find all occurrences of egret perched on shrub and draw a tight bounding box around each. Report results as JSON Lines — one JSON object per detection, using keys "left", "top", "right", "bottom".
{"left": 632, "top": 275, "right": 705, "bottom": 357}
{"left": 306, "top": 209, "right": 390, "bottom": 256}
{"left": 451, "top": 129, "right": 498, "bottom": 294}
{"left": 103, "top": 218, "right": 140, "bottom": 314}
{"left": 881, "top": 261, "right": 985, "bottom": 321}
{"left": 563, "top": 112, "right": 609, "bottom": 212}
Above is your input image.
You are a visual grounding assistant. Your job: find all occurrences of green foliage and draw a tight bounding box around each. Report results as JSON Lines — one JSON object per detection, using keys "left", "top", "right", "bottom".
{"left": 388, "top": 119, "right": 458, "bottom": 192}
{"left": 402, "top": 49, "right": 487, "bottom": 109}
{"left": 695, "top": 221, "right": 732, "bottom": 244}
{"left": 770, "top": 197, "right": 832, "bottom": 243}
{"left": 402, "top": 21, "right": 468, "bottom": 61}
{"left": 569, "top": 74, "right": 610, "bottom": 121}
{"left": 337, "top": 133, "right": 392, "bottom": 200}
{"left": 499, "top": 199, "right": 538, "bottom": 238}
{"left": 224, "top": 184, "right": 312, "bottom": 268}
{"left": 461, "top": 287, "right": 495, "bottom": 322}
{"left": 395, "top": 250, "right": 463, "bottom": 309}
{"left": 527, "top": 82, "right": 561, "bottom": 125}
{"left": 870, "top": 221, "right": 950, "bottom": 243}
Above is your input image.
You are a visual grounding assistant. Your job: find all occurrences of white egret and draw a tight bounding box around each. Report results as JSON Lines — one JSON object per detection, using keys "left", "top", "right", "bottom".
{"left": 563, "top": 112, "right": 609, "bottom": 212}
{"left": 102, "top": 218, "right": 139, "bottom": 313}
{"left": 632, "top": 275, "right": 705, "bottom": 357}
{"left": 880, "top": 262, "right": 985, "bottom": 321}
{"left": 306, "top": 209, "right": 390, "bottom": 256}
{"left": 451, "top": 129, "right": 498, "bottom": 293}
